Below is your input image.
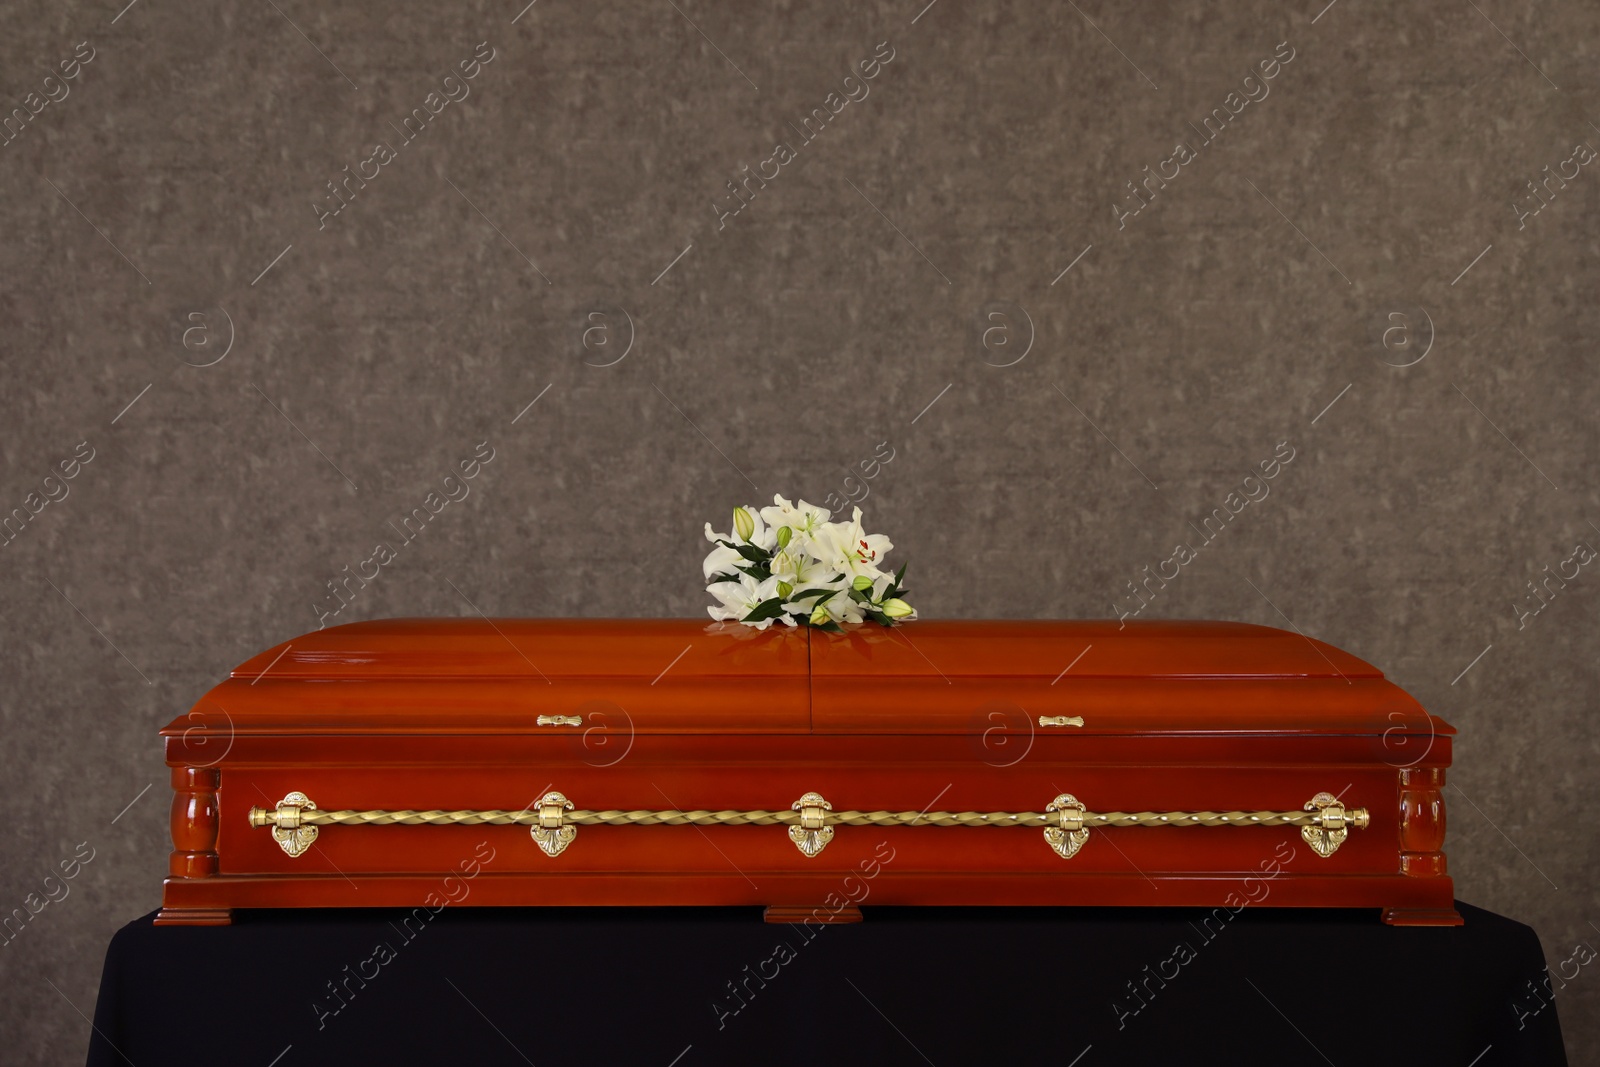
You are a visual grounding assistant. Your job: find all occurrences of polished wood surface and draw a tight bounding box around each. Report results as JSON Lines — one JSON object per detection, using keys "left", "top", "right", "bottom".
{"left": 159, "top": 618, "right": 1461, "bottom": 925}
{"left": 166, "top": 766, "right": 219, "bottom": 878}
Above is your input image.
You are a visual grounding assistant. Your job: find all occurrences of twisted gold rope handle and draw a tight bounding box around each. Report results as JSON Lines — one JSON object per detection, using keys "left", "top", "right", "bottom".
{"left": 247, "top": 790, "right": 1368, "bottom": 861}
{"left": 252, "top": 805, "right": 1366, "bottom": 830}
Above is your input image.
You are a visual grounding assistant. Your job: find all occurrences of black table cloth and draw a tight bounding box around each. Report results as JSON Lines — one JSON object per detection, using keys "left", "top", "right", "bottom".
{"left": 87, "top": 901, "right": 1566, "bottom": 1066}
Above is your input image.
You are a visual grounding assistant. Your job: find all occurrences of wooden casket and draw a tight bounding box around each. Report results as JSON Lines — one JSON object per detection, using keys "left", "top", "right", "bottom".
{"left": 157, "top": 619, "right": 1461, "bottom": 926}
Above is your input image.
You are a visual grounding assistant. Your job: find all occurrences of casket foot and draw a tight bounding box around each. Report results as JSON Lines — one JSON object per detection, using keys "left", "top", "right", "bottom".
{"left": 763, "top": 905, "right": 863, "bottom": 925}
{"left": 153, "top": 907, "right": 234, "bottom": 926}
{"left": 1381, "top": 906, "right": 1463, "bottom": 927}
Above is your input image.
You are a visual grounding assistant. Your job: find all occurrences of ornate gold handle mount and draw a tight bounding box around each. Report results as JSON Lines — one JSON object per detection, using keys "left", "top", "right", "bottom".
{"left": 531, "top": 791, "right": 576, "bottom": 857}
{"left": 789, "top": 792, "right": 834, "bottom": 858}
{"left": 247, "top": 791, "right": 319, "bottom": 857}
{"left": 1038, "top": 715, "right": 1085, "bottom": 728}
{"left": 535, "top": 715, "right": 583, "bottom": 727}
{"left": 1301, "top": 791, "right": 1369, "bottom": 858}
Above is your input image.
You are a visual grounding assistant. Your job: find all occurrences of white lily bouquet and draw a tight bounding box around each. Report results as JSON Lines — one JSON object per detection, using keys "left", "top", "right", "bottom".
{"left": 703, "top": 496, "right": 917, "bottom": 631}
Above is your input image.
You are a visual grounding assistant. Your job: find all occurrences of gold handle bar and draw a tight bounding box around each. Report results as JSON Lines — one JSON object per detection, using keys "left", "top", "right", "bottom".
{"left": 249, "top": 790, "right": 1366, "bottom": 861}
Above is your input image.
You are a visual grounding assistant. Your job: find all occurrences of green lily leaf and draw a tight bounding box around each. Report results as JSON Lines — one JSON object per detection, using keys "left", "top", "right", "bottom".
{"left": 742, "top": 596, "right": 788, "bottom": 622}
{"left": 715, "top": 539, "right": 772, "bottom": 565}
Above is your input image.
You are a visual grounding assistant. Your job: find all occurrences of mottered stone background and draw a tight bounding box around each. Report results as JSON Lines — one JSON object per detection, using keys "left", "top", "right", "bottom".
{"left": 2, "top": 1, "right": 1598, "bottom": 1062}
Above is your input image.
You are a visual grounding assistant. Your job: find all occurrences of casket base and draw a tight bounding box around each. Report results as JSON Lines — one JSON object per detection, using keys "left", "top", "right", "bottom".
{"left": 152, "top": 906, "right": 233, "bottom": 926}
{"left": 158, "top": 871, "right": 1462, "bottom": 926}
{"left": 1381, "top": 906, "right": 1466, "bottom": 927}
{"left": 763, "top": 904, "right": 864, "bottom": 924}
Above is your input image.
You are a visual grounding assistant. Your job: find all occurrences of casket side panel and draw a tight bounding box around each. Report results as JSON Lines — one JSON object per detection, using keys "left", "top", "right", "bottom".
{"left": 158, "top": 618, "right": 1459, "bottom": 924}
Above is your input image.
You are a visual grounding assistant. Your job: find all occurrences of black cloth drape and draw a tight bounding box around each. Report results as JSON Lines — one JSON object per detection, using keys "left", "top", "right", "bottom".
{"left": 87, "top": 901, "right": 1567, "bottom": 1066}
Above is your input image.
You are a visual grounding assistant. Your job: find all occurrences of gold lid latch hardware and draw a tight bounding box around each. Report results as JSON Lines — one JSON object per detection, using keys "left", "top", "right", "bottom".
{"left": 535, "top": 715, "right": 583, "bottom": 727}
{"left": 1038, "top": 716, "right": 1085, "bottom": 728}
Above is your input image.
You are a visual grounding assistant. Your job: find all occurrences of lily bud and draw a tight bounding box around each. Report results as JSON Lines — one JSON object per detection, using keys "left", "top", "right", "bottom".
{"left": 776, "top": 525, "right": 793, "bottom": 549}
{"left": 777, "top": 580, "right": 794, "bottom": 598}
{"left": 809, "top": 603, "right": 833, "bottom": 626}
{"left": 733, "top": 507, "right": 755, "bottom": 542}
{"left": 882, "top": 598, "right": 914, "bottom": 619}
{"left": 851, "top": 575, "right": 873, "bottom": 592}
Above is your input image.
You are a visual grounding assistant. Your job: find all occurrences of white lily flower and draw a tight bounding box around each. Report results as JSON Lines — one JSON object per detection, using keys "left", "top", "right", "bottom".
{"left": 768, "top": 545, "right": 839, "bottom": 587}
{"left": 702, "top": 545, "right": 744, "bottom": 581}
{"left": 807, "top": 589, "right": 866, "bottom": 626}
{"left": 759, "top": 495, "right": 831, "bottom": 544}
{"left": 706, "top": 572, "right": 787, "bottom": 630}
{"left": 816, "top": 506, "right": 893, "bottom": 581}
{"left": 701, "top": 522, "right": 745, "bottom": 581}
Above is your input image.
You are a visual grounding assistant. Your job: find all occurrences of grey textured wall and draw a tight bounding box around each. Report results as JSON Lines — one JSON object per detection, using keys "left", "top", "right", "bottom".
{"left": 3, "top": 0, "right": 1597, "bottom": 1061}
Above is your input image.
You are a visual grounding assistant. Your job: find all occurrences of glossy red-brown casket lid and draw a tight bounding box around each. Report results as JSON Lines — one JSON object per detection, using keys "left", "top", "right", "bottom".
{"left": 164, "top": 617, "right": 1443, "bottom": 737}
{"left": 811, "top": 619, "right": 1435, "bottom": 734}
{"left": 174, "top": 618, "right": 809, "bottom": 735}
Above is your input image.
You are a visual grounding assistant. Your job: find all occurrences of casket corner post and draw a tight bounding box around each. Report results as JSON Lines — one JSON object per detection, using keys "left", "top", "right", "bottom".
{"left": 1380, "top": 720, "right": 1463, "bottom": 927}
{"left": 153, "top": 713, "right": 234, "bottom": 926}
